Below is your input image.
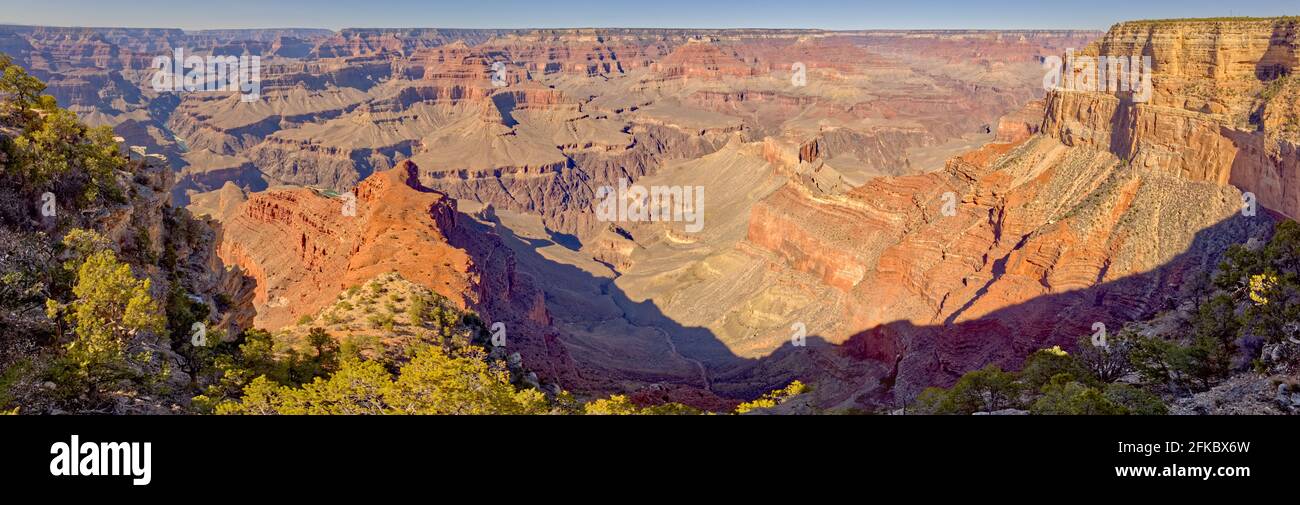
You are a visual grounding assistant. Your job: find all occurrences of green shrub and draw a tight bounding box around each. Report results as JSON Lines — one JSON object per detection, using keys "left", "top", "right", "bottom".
{"left": 368, "top": 311, "right": 395, "bottom": 331}
{"left": 909, "top": 365, "right": 1020, "bottom": 414}
{"left": 1030, "top": 374, "right": 1125, "bottom": 415}
{"left": 735, "top": 380, "right": 810, "bottom": 414}
{"left": 216, "top": 345, "right": 552, "bottom": 415}
{"left": 1103, "top": 383, "right": 1168, "bottom": 415}
{"left": 584, "top": 395, "right": 700, "bottom": 415}
{"left": 1021, "top": 346, "right": 1090, "bottom": 390}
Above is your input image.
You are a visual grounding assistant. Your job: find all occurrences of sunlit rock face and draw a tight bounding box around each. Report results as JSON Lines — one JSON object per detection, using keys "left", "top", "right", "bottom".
{"left": 35, "top": 23, "right": 1286, "bottom": 409}
{"left": 1041, "top": 18, "right": 1300, "bottom": 219}
{"left": 216, "top": 161, "right": 584, "bottom": 387}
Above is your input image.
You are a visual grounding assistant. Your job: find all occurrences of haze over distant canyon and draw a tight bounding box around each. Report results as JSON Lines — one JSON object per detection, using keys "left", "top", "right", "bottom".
{"left": 3, "top": 18, "right": 1295, "bottom": 411}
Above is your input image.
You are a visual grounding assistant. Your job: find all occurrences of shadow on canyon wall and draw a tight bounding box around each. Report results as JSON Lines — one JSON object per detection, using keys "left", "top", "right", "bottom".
{"left": 460, "top": 199, "right": 1278, "bottom": 408}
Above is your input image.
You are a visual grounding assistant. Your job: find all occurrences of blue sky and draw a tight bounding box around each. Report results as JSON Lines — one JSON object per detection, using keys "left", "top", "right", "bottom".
{"left": 0, "top": 0, "right": 1294, "bottom": 30}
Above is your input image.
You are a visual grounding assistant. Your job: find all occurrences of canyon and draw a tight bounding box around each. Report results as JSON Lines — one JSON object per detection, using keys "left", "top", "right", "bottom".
{"left": 3, "top": 18, "right": 1293, "bottom": 410}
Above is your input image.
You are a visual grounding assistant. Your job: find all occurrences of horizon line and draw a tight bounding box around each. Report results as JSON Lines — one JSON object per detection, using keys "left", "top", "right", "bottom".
{"left": 0, "top": 22, "right": 1116, "bottom": 33}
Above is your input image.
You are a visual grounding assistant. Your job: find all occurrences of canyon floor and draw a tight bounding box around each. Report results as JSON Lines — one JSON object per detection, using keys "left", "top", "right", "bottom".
{"left": 6, "top": 19, "right": 1295, "bottom": 409}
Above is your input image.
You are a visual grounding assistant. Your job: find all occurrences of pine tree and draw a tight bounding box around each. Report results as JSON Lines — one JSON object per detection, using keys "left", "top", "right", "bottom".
{"left": 52, "top": 244, "right": 163, "bottom": 386}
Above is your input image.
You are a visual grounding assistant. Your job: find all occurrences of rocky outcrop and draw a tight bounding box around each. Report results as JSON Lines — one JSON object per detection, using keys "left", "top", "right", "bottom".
{"left": 650, "top": 40, "right": 756, "bottom": 81}
{"left": 313, "top": 29, "right": 518, "bottom": 58}
{"left": 796, "top": 127, "right": 934, "bottom": 173}
{"left": 687, "top": 90, "right": 817, "bottom": 115}
{"left": 9, "top": 23, "right": 1118, "bottom": 405}
{"left": 1041, "top": 18, "right": 1300, "bottom": 218}
{"left": 484, "top": 30, "right": 633, "bottom": 77}
{"left": 714, "top": 21, "right": 1295, "bottom": 407}
{"left": 418, "top": 121, "right": 730, "bottom": 238}
{"left": 216, "top": 161, "right": 582, "bottom": 386}
{"left": 854, "top": 30, "right": 1101, "bottom": 64}
{"left": 745, "top": 132, "right": 1272, "bottom": 406}
{"left": 996, "top": 99, "right": 1044, "bottom": 143}
{"left": 245, "top": 135, "right": 377, "bottom": 188}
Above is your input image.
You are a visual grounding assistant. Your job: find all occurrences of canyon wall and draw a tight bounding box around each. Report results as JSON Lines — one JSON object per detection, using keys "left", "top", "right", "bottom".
{"left": 216, "top": 161, "right": 582, "bottom": 386}
{"left": 730, "top": 19, "right": 1296, "bottom": 407}
{"left": 1041, "top": 18, "right": 1300, "bottom": 218}
{"left": 4, "top": 24, "right": 1114, "bottom": 404}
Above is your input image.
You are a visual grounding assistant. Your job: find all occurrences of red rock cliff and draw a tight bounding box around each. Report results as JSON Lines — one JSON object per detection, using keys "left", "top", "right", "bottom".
{"left": 1041, "top": 18, "right": 1300, "bottom": 218}
{"left": 217, "top": 160, "right": 582, "bottom": 386}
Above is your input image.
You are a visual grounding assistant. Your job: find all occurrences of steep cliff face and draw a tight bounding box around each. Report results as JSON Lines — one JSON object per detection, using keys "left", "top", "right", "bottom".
{"left": 1041, "top": 18, "right": 1300, "bottom": 218}
{"left": 745, "top": 134, "right": 1271, "bottom": 406}
{"left": 854, "top": 30, "right": 1101, "bottom": 64}
{"left": 6, "top": 25, "right": 1094, "bottom": 249}
{"left": 727, "top": 19, "right": 1300, "bottom": 407}
{"left": 216, "top": 161, "right": 582, "bottom": 386}
{"left": 485, "top": 30, "right": 634, "bottom": 77}
{"left": 308, "top": 28, "right": 511, "bottom": 58}
{"left": 418, "top": 121, "right": 730, "bottom": 238}
{"left": 650, "top": 40, "right": 755, "bottom": 81}
{"left": 996, "top": 99, "right": 1045, "bottom": 143}
{"left": 7, "top": 24, "right": 1123, "bottom": 404}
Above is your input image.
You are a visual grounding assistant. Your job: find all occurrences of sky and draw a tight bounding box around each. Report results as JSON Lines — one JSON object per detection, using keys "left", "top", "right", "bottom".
{"left": 0, "top": 0, "right": 1294, "bottom": 31}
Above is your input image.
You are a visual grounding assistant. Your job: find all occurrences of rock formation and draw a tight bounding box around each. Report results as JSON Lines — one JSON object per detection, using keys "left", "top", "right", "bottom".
{"left": 215, "top": 161, "right": 582, "bottom": 386}
{"left": 1041, "top": 18, "right": 1300, "bottom": 219}
{"left": 27, "top": 23, "right": 1226, "bottom": 408}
